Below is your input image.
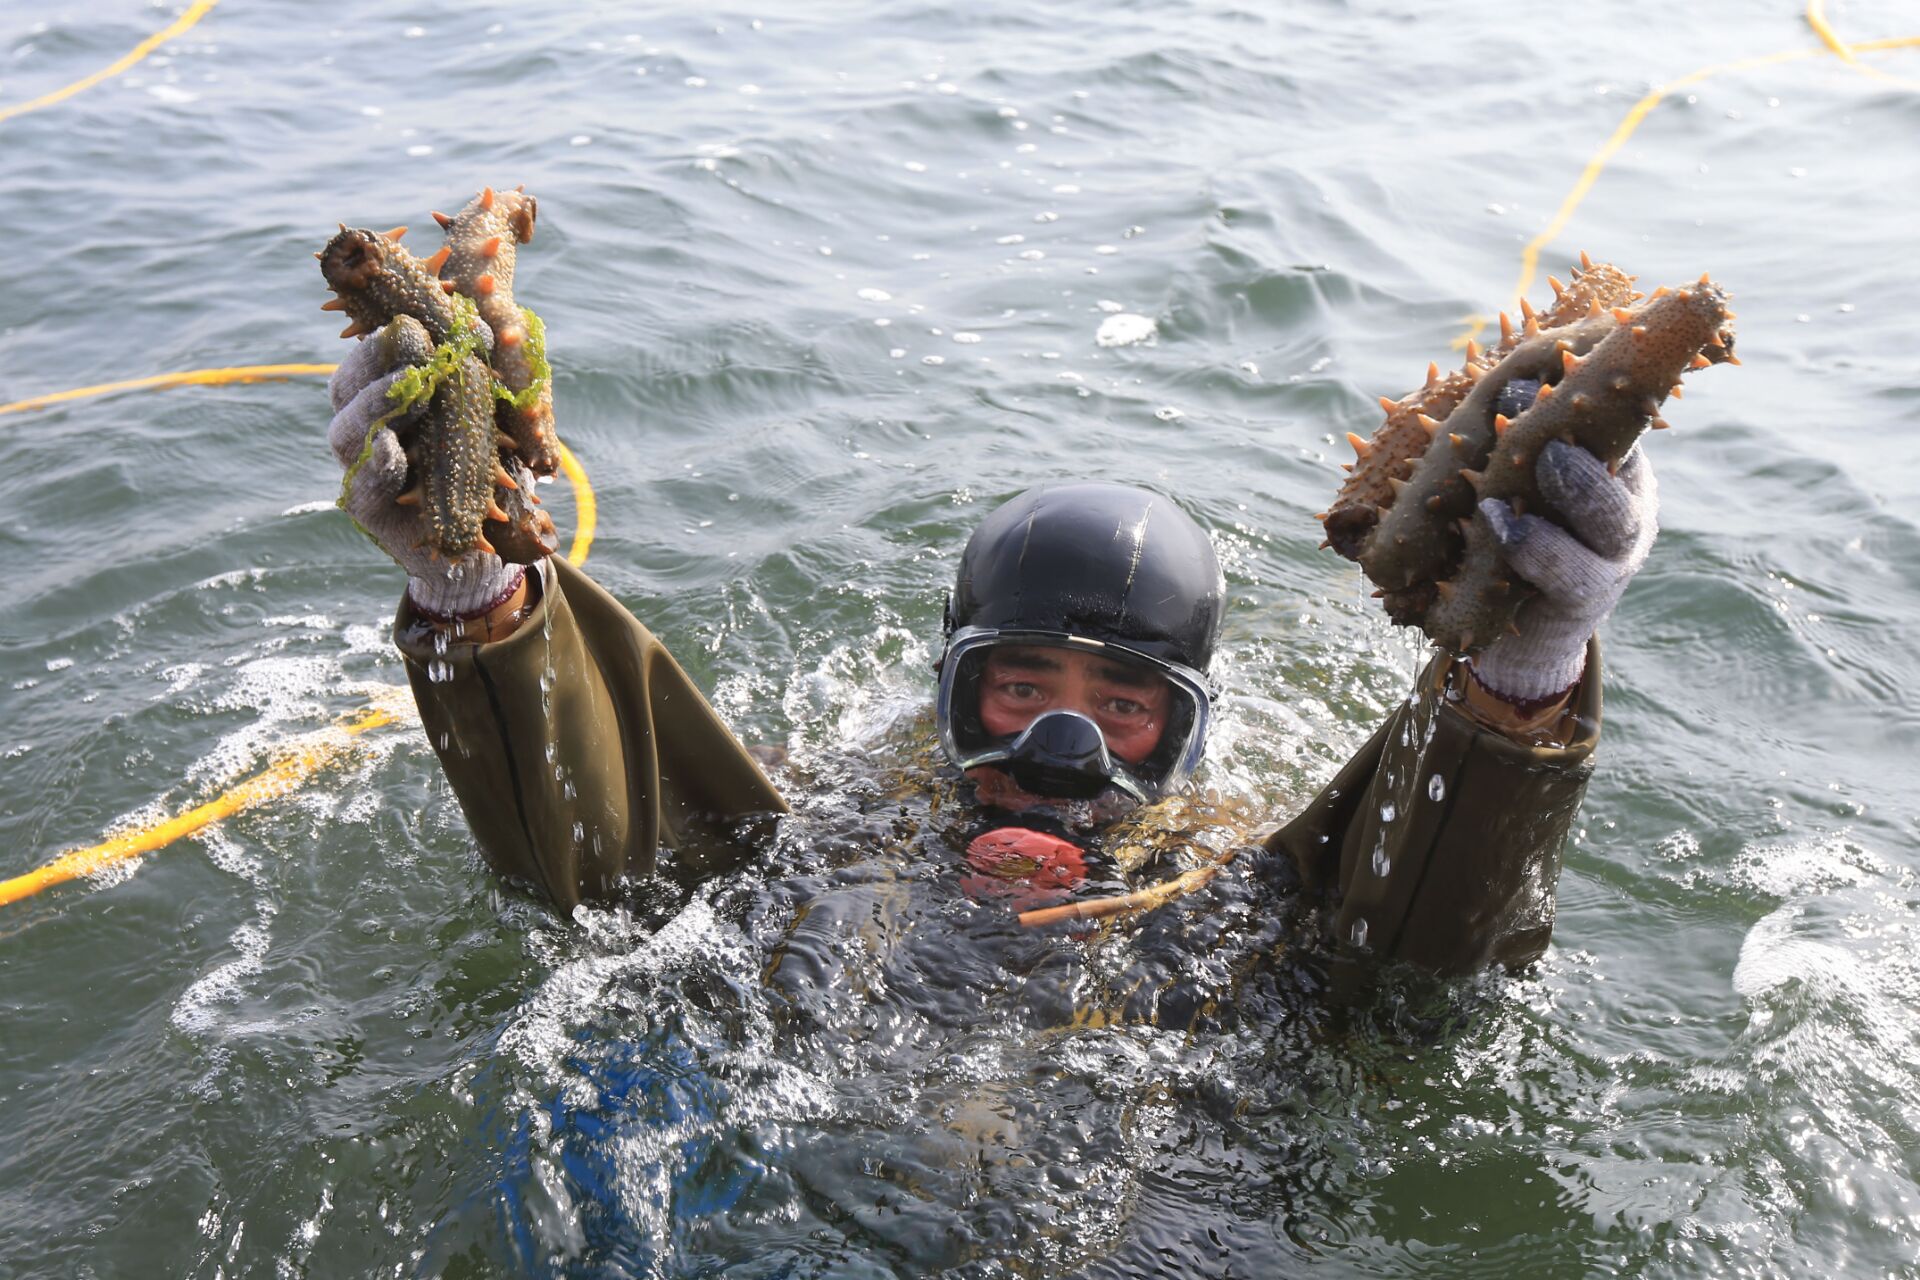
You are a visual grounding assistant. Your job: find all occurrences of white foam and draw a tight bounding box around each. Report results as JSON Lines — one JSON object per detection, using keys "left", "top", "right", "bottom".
{"left": 1095, "top": 313, "right": 1156, "bottom": 347}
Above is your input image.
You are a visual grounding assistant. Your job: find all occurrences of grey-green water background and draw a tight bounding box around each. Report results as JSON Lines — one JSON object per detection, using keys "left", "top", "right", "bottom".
{"left": 4, "top": 0, "right": 1919, "bottom": 1275}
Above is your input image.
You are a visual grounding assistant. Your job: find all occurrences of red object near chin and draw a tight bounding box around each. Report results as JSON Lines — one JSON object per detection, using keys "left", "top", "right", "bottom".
{"left": 961, "top": 827, "right": 1087, "bottom": 909}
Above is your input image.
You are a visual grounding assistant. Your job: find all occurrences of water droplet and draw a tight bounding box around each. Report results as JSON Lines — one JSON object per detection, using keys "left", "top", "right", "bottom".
{"left": 1428, "top": 773, "right": 1446, "bottom": 802}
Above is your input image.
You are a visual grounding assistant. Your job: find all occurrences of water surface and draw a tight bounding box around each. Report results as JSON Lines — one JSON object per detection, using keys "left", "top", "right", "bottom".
{"left": 3, "top": 1, "right": 1919, "bottom": 1275}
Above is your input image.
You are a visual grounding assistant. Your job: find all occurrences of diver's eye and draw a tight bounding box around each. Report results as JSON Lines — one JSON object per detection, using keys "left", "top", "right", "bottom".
{"left": 994, "top": 680, "right": 1046, "bottom": 703}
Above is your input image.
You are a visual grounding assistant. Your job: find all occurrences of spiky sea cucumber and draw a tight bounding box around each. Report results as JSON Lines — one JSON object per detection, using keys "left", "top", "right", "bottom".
{"left": 1325, "top": 260, "right": 1736, "bottom": 652}
{"left": 321, "top": 225, "right": 521, "bottom": 561}
{"left": 427, "top": 186, "right": 560, "bottom": 477}
{"left": 1322, "top": 258, "right": 1639, "bottom": 560}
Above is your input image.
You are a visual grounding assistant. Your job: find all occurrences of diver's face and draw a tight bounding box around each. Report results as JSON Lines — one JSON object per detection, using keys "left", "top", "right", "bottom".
{"left": 976, "top": 646, "right": 1172, "bottom": 763}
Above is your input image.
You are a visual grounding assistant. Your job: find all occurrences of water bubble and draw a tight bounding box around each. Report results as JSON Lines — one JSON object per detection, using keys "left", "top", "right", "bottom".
{"left": 1154, "top": 406, "right": 1182, "bottom": 422}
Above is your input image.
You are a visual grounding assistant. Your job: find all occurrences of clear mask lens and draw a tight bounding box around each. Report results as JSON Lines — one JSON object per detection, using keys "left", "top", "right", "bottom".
{"left": 936, "top": 629, "right": 1211, "bottom": 802}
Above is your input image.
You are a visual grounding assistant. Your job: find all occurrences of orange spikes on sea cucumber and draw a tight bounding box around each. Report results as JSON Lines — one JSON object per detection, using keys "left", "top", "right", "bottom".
{"left": 1699, "top": 272, "right": 1712, "bottom": 285}
{"left": 320, "top": 297, "right": 345, "bottom": 312}
{"left": 1547, "top": 274, "right": 1565, "bottom": 296}
{"left": 485, "top": 498, "right": 511, "bottom": 523}
{"left": 1449, "top": 433, "right": 1467, "bottom": 449}
{"left": 1524, "top": 312, "right": 1542, "bottom": 337}
{"left": 1388, "top": 477, "right": 1409, "bottom": 496}
{"left": 480, "top": 187, "right": 496, "bottom": 211}
{"left": 1579, "top": 249, "right": 1595, "bottom": 271}
{"left": 1651, "top": 285, "right": 1670, "bottom": 299}
{"left": 493, "top": 462, "right": 519, "bottom": 489}
{"left": 1535, "top": 382, "right": 1555, "bottom": 402}
{"left": 1434, "top": 580, "right": 1456, "bottom": 600}
{"left": 482, "top": 236, "right": 502, "bottom": 257}
{"left": 1464, "top": 339, "right": 1480, "bottom": 364}
{"left": 498, "top": 328, "right": 523, "bottom": 348}
{"left": 1586, "top": 297, "right": 1604, "bottom": 318}
{"left": 1346, "top": 432, "right": 1372, "bottom": 458}
{"left": 1612, "top": 307, "right": 1635, "bottom": 322}
{"left": 1651, "top": 417, "right": 1672, "bottom": 430}
{"left": 1416, "top": 413, "right": 1441, "bottom": 436}
{"left": 1668, "top": 384, "right": 1684, "bottom": 399}
{"left": 395, "top": 486, "right": 423, "bottom": 507}
{"left": 473, "top": 534, "right": 498, "bottom": 557}
{"left": 1459, "top": 468, "right": 1485, "bottom": 491}
{"left": 1493, "top": 413, "right": 1512, "bottom": 436}
{"left": 1519, "top": 297, "right": 1535, "bottom": 321}
{"left": 1561, "top": 350, "right": 1581, "bottom": 375}
{"left": 432, "top": 211, "right": 452, "bottom": 229}
{"left": 382, "top": 226, "right": 407, "bottom": 242}
{"left": 474, "top": 274, "right": 496, "bottom": 296}
{"left": 1498, "top": 312, "right": 1513, "bottom": 343}
{"left": 1690, "top": 353, "right": 1712, "bottom": 370}
{"left": 424, "top": 246, "right": 451, "bottom": 274}
{"left": 1378, "top": 395, "right": 1399, "bottom": 414}
{"left": 441, "top": 280, "right": 458, "bottom": 293}
{"left": 1426, "top": 362, "right": 1440, "bottom": 388}
{"left": 340, "top": 321, "right": 370, "bottom": 338}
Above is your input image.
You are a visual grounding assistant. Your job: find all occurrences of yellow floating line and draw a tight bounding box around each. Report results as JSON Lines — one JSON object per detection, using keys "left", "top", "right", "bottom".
{"left": 557, "top": 438, "right": 597, "bottom": 564}
{"left": 1451, "top": 13, "right": 1920, "bottom": 347}
{"left": 1806, "top": 0, "right": 1856, "bottom": 61}
{"left": 0, "top": 0, "right": 220, "bottom": 128}
{"left": 0, "top": 364, "right": 337, "bottom": 417}
{"left": 0, "top": 703, "right": 400, "bottom": 907}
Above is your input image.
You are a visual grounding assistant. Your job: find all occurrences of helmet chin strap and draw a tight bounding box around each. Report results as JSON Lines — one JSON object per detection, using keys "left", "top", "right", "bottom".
{"left": 1000, "top": 711, "right": 1124, "bottom": 801}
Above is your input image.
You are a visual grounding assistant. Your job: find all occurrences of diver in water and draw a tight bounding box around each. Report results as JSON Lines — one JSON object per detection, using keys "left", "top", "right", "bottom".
{"left": 328, "top": 336, "right": 1653, "bottom": 976}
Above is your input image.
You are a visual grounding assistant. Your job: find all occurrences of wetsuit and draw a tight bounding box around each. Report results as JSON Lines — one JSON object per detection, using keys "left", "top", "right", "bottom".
{"left": 396, "top": 557, "right": 1599, "bottom": 976}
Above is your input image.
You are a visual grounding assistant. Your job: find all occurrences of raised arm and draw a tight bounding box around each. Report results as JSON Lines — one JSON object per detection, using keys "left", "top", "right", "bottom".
{"left": 1273, "top": 440, "right": 1657, "bottom": 974}
{"left": 327, "top": 326, "right": 785, "bottom": 910}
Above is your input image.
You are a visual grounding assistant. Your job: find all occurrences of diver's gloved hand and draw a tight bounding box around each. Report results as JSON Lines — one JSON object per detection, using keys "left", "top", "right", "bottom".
{"left": 1468, "top": 440, "right": 1658, "bottom": 703}
{"left": 326, "top": 319, "right": 524, "bottom": 621}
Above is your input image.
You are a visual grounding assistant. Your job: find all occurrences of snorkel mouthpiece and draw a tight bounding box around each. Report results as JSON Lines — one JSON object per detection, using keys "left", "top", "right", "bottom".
{"left": 1002, "top": 711, "right": 1116, "bottom": 801}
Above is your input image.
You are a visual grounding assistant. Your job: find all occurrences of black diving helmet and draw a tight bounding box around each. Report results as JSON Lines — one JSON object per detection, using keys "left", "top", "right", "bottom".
{"left": 935, "top": 482, "right": 1226, "bottom": 803}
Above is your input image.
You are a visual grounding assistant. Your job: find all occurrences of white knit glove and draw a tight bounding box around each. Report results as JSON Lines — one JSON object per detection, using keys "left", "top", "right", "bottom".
{"left": 326, "top": 319, "right": 524, "bottom": 620}
{"left": 1469, "top": 440, "right": 1658, "bottom": 703}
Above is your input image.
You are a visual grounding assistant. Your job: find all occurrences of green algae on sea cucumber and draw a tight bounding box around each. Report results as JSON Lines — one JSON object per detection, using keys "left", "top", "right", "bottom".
{"left": 319, "top": 203, "right": 559, "bottom": 566}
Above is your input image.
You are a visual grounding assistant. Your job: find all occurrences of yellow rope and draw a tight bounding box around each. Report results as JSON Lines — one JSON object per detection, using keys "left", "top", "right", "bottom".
{"left": 0, "top": 366, "right": 598, "bottom": 906}
{"left": 1452, "top": 11, "right": 1920, "bottom": 347}
{"left": 0, "top": 364, "right": 336, "bottom": 416}
{"left": 0, "top": 703, "right": 398, "bottom": 907}
{"left": 557, "top": 438, "right": 597, "bottom": 564}
{"left": 0, "top": 0, "right": 220, "bottom": 128}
